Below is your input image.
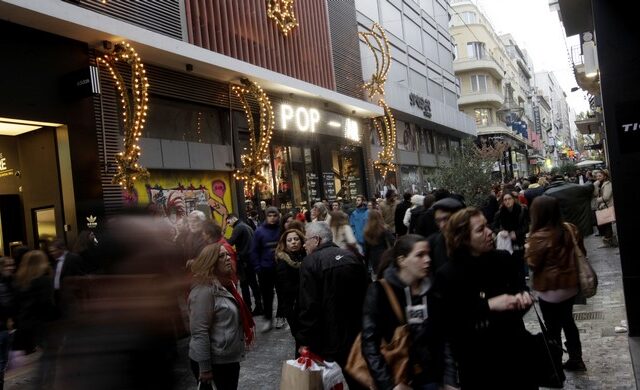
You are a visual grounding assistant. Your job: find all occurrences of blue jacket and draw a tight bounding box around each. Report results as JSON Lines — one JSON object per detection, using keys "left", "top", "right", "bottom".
{"left": 250, "top": 222, "right": 281, "bottom": 271}
{"left": 349, "top": 207, "right": 369, "bottom": 246}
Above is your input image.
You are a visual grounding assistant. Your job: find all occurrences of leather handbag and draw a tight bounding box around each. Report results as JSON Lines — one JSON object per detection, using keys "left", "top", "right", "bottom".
{"left": 595, "top": 205, "right": 615, "bottom": 225}
{"left": 345, "top": 279, "right": 410, "bottom": 388}
{"left": 565, "top": 223, "right": 598, "bottom": 298}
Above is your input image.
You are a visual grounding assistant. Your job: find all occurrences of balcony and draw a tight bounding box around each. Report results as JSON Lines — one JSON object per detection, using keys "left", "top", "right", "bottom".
{"left": 575, "top": 113, "right": 603, "bottom": 135}
{"left": 477, "top": 125, "right": 533, "bottom": 148}
{"left": 571, "top": 45, "right": 600, "bottom": 95}
{"left": 457, "top": 91, "right": 504, "bottom": 109}
{"left": 453, "top": 55, "right": 505, "bottom": 80}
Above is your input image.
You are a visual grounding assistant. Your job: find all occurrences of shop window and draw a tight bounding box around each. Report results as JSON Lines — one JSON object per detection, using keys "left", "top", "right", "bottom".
{"left": 424, "top": 129, "right": 435, "bottom": 153}
{"left": 421, "top": 167, "right": 437, "bottom": 192}
{"left": 474, "top": 108, "right": 492, "bottom": 127}
{"left": 144, "top": 98, "right": 228, "bottom": 144}
{"left": 450, "top": 137, "right": 461, "bottom": 153}
{"left": 398, "top": 122, "right": 418, "bottom": 152}
{"left": 399, "top": 165, "right": 420, "bottom": 194}
{"left": 436, "top": 134, "right": 449, "bottom": 156}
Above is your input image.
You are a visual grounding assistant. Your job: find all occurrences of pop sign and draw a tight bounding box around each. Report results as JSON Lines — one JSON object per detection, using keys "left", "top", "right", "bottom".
{"left": 280, "top": 104, "right": 320, "bottom": 132}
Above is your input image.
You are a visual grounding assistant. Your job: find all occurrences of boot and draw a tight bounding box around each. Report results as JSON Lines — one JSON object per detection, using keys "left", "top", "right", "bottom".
{"left": 562, "top": 358, "right": 586, "bottom": 372}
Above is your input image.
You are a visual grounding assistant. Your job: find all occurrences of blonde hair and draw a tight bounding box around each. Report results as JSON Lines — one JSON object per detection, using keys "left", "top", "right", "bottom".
{"left": 16, "top": 250, "right": 52, "bottom": 289}
{"left": 190, "top": 243, "right": 224, "bottom": 283}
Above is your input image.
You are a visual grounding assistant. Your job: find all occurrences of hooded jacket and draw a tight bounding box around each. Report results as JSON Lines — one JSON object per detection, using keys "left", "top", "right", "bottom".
{"left": 361, "top": 265, "right": 445, "bottom": 389}
{"left": 250, "top": 221, "right": 281, "bottom": 271}
{"left": 544, "top": 181, "right": 594, "bottom": 237}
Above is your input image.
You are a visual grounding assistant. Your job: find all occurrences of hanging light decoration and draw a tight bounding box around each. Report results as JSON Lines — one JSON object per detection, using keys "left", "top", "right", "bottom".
{"left": 232, "top": 78, "right": 275, "bottom": 195}
{"left": 360, "top": 23, "right": 396, "bottom": 178}
{"left": 266, "top": 0, "right": 299, "bottom": 36}
{"left": 97, "top": 41, "right": 150, "bottom": 192}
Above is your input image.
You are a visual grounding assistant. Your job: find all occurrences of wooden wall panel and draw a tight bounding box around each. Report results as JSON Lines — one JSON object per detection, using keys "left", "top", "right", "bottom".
{"left": 185, "top": 0, "right": 336, "bottom": 90}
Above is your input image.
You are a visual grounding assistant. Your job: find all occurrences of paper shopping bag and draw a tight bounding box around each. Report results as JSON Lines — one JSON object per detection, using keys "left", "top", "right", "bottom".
{"left": 280, "top": 360, "right": 323, "bottom": 390}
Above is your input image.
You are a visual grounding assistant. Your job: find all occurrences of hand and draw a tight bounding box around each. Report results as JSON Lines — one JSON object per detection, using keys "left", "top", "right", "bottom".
{"left": 514, "top": 292, "right": 533, "bottom": 310}
{"left": 393, "top": 384, "right": 412, "bottom": 390}
{"left": 510, "top": 231, "right": 517, "bottom": 241}
{"left": 488, "top": 294, "right": 518, "bottom": 312}
{"left": 199, "top": 370, "right": 213, "bottom": 383}
{"left": 499, "top": 230, "right": 509, "bottom": 238}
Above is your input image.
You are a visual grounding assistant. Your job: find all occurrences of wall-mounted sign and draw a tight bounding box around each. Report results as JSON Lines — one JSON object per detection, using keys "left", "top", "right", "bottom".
{"left": 63, "top": 66, "right": 101, "bottom": 99}
{"left": 86, "top": 215, "right": 98, "bottom": 229}
{"left": 322, "top": 172, "right": 336, "bottom": 200}
{"left": 615, "top": 101, "right": 640, "bottom": 154}
{"left": 0, "top": 152, "right": 15, "bottom": 178}
{"left": 409, "top": 93, "right": 432, "bottom": 118}
{"left": 533, "top": 106, "right": 542, "bottom": 134}
{"left": 277, "top": 103, "right": 360, "bottom": 142}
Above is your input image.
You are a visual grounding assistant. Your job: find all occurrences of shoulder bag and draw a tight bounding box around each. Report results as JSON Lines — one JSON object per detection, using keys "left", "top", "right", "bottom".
{"left": 565, "top": 223, "right": 598, "bottom": 298}
{"left": 345, "top": 279, "right": 410, "bottom": 388}
{"left": 595, "top": 197, "right": 615, "bottom": 226}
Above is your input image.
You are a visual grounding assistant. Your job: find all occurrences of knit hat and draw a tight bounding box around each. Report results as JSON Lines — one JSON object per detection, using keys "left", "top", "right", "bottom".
{"left": 265, "top": 206, "right": 280, "bottom": 215}
{"left": 431, "top": 197, "right": 465, "bottom": 213}
{"left": 410, "top": 194, "right": 425, "bottom": 206}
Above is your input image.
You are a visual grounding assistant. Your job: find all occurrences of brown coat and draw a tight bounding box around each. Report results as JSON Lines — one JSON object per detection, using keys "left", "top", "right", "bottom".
{"left": 525, "top": 223, "right": 584, "bottom": 291}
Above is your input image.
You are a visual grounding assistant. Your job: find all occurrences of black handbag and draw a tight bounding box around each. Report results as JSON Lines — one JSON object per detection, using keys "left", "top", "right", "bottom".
{"left": 528, "top": 302, "right": 565, "bottom": 388}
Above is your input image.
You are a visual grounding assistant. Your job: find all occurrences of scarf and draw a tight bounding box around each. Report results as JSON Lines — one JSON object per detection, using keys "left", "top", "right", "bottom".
{"left": 223, "top": 282, "right": 255, "bottom": 347}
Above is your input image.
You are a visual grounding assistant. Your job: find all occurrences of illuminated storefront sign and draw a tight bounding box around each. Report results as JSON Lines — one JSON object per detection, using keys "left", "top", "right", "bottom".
{"left": 278, "top": 103, "right": 360, "bottom": 142}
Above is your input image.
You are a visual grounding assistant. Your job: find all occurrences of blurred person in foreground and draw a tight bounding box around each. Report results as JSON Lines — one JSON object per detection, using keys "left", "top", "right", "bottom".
{"left": 0, "top": 256, "right": 16, "bottom": 389}
{"left": 363, "top": 210, "right": 395, "bottom": 277}
{"left": 275, "top": 229, "right": 306, "bottom": 345}
{"left": 526, "top": 196, "right": 586, "bottom": 372}
{"left": 189, "top": 243, "right": 254, "bottom": 390}
{"left": 433, "top": 208, "right": 535, "bottom": 389}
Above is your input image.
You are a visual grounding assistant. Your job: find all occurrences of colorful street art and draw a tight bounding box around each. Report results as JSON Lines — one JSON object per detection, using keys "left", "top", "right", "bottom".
{"left": 133, "top": 171, "right": 234, "bottom": 238}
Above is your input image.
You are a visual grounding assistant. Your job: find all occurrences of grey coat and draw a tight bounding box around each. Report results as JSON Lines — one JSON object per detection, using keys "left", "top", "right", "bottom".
{"left": 188, "top": 281, "right": 245, "bottom": 372}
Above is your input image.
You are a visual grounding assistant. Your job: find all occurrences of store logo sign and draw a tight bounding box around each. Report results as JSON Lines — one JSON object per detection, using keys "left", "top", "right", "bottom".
{"left": 409, "top": 93, "right": 432, "bottom": 118}
{"left": 280, "top": 104, "right": 320, "bottom": 132}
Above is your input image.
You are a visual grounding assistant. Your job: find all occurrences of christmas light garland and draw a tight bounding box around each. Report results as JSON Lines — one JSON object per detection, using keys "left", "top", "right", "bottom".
{"left": 360, "top": 23, "right": 396, "bottom": 177}
{"left": 97, "top": 42, "right": 150, "bottom": 191}
{"left": 266, "top": 0, "right": 299, "bottom": 36}
{"left": 232, "top": 78, "right": 275, "bottom": 194}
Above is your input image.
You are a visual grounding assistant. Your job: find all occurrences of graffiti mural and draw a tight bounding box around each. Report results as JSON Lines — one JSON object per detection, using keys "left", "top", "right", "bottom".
{"left": 134, "top": 171, "right": 233, "bottom": 238}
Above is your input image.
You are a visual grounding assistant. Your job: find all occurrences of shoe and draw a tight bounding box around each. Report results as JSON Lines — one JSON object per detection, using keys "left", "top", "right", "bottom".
{"left": 563, "top": 359, "right": 587, "bottom": 372}
{"left": 260, "top": 320, "right": 274, "bottom": 333}
{"left": 275, "top": 317, "right": 285, "bottom": 329}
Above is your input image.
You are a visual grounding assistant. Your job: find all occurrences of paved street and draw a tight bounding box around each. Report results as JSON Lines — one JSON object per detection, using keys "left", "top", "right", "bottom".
{"left": 5, "top": 234, "right": 636, "bottom": 389}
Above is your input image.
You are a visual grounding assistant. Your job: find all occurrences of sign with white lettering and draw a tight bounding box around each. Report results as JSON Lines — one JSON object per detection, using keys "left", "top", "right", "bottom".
{"left": 277, "top": 103, "right": 360, "bottom": 142}
{"left": 0, "top": 152, "right": 15, "bottom": 179}
{"left": 409, "top": 93, "right": 432, "bottom": 118}
{"left": 616, "top": 101, "right": 640, "bottom": 154}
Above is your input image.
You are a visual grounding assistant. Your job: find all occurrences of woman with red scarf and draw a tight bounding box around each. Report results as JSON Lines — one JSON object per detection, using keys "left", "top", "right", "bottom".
{"left": 188, "top": 243, "right": 255, "bottom": 390}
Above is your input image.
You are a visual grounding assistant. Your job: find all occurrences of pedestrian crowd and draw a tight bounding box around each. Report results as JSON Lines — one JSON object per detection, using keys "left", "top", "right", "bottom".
{"left": 0, "top": 168, "right": 614, "bottom": 390}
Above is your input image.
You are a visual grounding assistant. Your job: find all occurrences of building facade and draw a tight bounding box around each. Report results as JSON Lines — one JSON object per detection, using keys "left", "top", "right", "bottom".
{"left": 0, "top": 0, "right": 383, "bottom": 249}
{"left": 355, "top": 0, "right": 476, "bottom": 195}
{"left": 449, "top": 0, "right": 538, "bottom": 180}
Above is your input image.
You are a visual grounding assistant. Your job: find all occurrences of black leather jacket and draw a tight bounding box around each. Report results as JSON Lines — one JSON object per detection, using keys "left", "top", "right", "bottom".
{"left": 361, "top": 266, "right": 445, "bottom": 389}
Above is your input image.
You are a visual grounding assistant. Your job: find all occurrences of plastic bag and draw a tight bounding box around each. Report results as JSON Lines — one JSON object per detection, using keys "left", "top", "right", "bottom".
{"left": 495, "top": 233, "right": 513, "bottom": 254}
{"left": 321, "top": 361, "right": 349, "bottom": 390}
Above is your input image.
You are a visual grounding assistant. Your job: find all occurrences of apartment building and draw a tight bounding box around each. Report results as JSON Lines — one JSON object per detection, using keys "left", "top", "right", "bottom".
{"left": 449, "top": 0, "right": 534, "bottom": 179}
{"left": 355, "top": 0, "right": 476, "bottom": 194}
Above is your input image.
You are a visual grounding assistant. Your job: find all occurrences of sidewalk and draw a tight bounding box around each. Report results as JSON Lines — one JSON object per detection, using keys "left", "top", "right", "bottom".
{"left": 525, "top": 233, "right": 636, "bottom": 389}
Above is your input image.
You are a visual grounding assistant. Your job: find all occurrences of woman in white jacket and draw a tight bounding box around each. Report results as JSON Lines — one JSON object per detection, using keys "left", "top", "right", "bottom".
{"left": 403, "top": 194, "right": 425, "bottom": 230}
{"left": 593, "top": 169, "right": 617, "bottom": 247}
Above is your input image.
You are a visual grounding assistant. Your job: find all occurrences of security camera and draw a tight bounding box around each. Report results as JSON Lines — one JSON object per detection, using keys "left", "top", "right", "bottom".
{"left": 14, "top": 170, "right": 21, "bottom": 177}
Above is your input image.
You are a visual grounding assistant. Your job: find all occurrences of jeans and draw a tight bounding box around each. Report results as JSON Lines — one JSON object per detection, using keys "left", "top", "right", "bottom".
{"left": 0, "top": 330, "right": 10, "bottom": 389}
{"left": 258, "top": 268, "right": 276, "bottom": 320}
{"left": 539, "top": 296, "right": 583, "bottom": 360}
{"left": 239, "top": 258, "right": 262, "bottom": 311}
{"left": 190, "top": 359, "right": 240, "bottom": 390}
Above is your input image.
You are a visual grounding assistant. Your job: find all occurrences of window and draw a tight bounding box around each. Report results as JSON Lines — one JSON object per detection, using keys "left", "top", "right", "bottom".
{"left": 436, "top": 134, "right": 449, "bottom": 156}
{"left": 471, "top": 75, "right": 488, "bottom": 92}
{"left": 409, "top": 69, "right": 427, "bottom": 94}
{"left": 405, "top": 19, "right": 422, "bottom": 50}
{"left": 474, "top": 108, "right": 492, "bottom": 127}
{"left": 145, "top": 98, "right": 227, "bottom": 144}
{"left": 423, "top": 31, "right": 439, "bottom": 62}
{"left": 453, "top": 44, "right": 458, "bottom": 60}
{"left": 444, "top": 89, "right": 457, "bottom": 108}
{"left": 459, "top": 11, "right": 477, "bottom": 24}
{"left": 356, "top": 0, "right": 378, "bottom": 21}
{"left": 382, "top": 1, "right": 403, "bottom": 39}
{"left": 466, "top": 42, "right": 486, "bottom": 59}
{"left": 439, "top": 43, "right": 453, "bottom": 69}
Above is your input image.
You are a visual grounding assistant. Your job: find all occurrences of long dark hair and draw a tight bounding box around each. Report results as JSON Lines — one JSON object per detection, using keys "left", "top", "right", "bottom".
{"left": 376, "top": 234, "right": 428, "bottom": 279}
{"left": 364, "top": 209, "right": 386, "bottom": 245}
{"left": 529, "top": 196, "right": 562, "bottom": 233}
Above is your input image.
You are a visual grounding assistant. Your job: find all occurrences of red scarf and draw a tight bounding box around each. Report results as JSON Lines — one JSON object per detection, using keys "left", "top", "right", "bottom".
{"left": 224, "top": 282, "right": 255, "bottom": 347}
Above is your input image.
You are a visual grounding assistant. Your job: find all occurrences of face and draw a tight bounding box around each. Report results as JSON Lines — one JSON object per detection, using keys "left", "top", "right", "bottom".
{"left": 595, "top": 172, "right": 604, "bottom": 181}
{"left": 2, "top": 258, "right": 15, "bottom": 277}
{"left": 367, "top": 202, "right": 374, "bottom": 210}
{"left": 216, "top": 247, "right": 232, "bottom": 275}
{"left": 356, "top": 197, "right": 363, "bottom": 207}
{"left": 303, "top": 233, "right": 321, "bottom": 254}
{"left": 398, "top": 241, "right": 431, "bottom": 280}
{"left": 468, "top": 214, "right": 494, "bottom": 255}
{"left": 266, "top": 212, "right": 279, "bottom": 225}
{"left": 284, "top": 216, "right": 294, "bottom": 230}
{"left": 226, "top": 216, "right": 237, "bottom": 226}
{"left": 331, "top": 202, "right": 340, "bottom": 211}
{"left": 434, "top": 209, "right": 453, "bottom": 232}
{"left": 286, "top": 232, "right": 303, "bottom": 252}
{"left": 311, "top": 207, "right": 319, "bottom": 219}
{"left": 188, "top": 215, "right": 203, "bottom": 233}
{"left": 502, "top": 194, "right": 515, "bottom": 209}
{"left": 48, "top": 246, "right": 64, "bottom": 259}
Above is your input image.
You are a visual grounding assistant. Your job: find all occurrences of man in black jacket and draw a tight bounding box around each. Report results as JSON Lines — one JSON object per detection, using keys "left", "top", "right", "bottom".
{"left": 297, "top": 221, "right": 369, "bottom": 371}
{"left": 544, "top": 175, "right": 595, "bottom": 237}
{"left": 394, "top": 192, "right": 412, "bottom": 236}
{"left": 226, "top": 214, "right": 263, "bottom": 315}
{"left": 427, "top": 198, "right": 465, "bottom": 273}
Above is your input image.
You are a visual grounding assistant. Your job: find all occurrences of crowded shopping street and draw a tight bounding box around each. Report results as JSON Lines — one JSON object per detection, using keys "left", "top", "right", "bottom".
{"left": 1, "top": 0, "right": 638, "bottom": 389}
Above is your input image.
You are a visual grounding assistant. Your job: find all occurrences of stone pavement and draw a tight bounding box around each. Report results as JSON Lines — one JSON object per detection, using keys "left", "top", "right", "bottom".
{"left": 5, "top": 235, "right": 636, "bottom": 389}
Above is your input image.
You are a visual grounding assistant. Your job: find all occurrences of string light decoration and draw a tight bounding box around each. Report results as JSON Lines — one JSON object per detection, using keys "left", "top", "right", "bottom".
{"left": 373, "top": 100, "right": 397, "bottom": 178}
{"left": 232, "top": 78, "right": 275, "bottom": 194}
{"left": 97, "top": 41, "right": 150, "bottom": 191}
{"left": 360, "top": 23, "right": 396, "bottom": 178}
{"left": 266, "top": 0, "right": 299, "bottom": 36}
{"left": 359, "top": 23, "right": 391, "bottom": 98}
